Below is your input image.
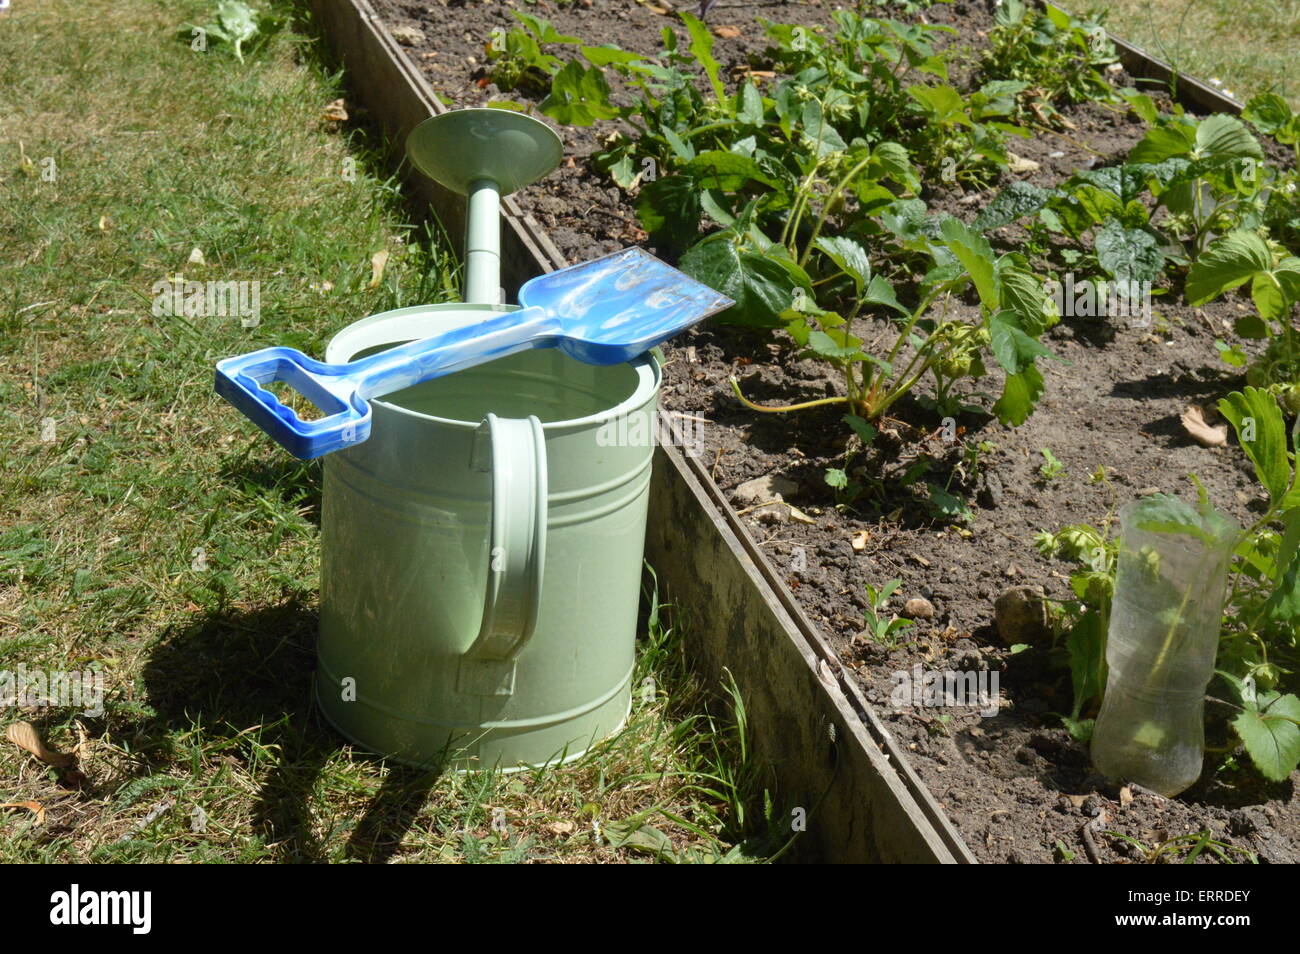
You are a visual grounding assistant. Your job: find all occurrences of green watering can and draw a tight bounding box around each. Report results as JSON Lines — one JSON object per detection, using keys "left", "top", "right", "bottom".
{"left": 311, "top": 110, "right": 668, "bottom": 769}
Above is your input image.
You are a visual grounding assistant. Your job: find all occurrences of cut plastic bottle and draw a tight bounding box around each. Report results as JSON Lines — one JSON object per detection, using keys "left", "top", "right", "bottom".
{"left": 1089, "top": 494, "right": 1239, "bottom": 797}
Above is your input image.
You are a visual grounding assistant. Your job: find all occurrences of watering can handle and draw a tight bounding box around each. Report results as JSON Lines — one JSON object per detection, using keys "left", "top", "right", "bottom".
{"left": 458, "top": 414, "right": 547, "bottom": 696}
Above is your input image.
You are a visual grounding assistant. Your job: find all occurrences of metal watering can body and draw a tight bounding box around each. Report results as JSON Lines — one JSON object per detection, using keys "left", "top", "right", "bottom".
{"left": 314, "top": 302, "right": 659, "bottom": 770}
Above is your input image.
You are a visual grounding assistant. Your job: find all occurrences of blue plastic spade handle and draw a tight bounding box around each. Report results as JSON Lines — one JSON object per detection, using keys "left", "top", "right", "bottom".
{"left": 214, "top": 347, "right": 375, "bottom": 459}
{"left": 214, "top": 249, "right": 734, "bottom": 459}
{"left": 214, "top": 308, "right": 552, "bottom": 459}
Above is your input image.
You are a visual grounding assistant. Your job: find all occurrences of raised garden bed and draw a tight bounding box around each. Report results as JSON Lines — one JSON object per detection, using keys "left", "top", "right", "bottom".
{"left": 340, "top": 0, "right": 1300, "bottom": 862}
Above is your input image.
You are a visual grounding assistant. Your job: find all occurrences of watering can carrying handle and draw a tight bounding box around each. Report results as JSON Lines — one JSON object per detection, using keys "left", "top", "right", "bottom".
{"left": 458, "top": 414, "right": 548, "bottom": 697}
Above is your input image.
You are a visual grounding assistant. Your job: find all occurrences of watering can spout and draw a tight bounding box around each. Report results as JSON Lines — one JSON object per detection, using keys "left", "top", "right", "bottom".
{"left": 464, "top": 178, "right": 501, "bottom": 305}
{"left": 404, "top": 108, "right": 565, "bottom": 304}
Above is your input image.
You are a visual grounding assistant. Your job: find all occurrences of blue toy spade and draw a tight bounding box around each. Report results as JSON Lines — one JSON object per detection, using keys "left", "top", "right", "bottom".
{"left": 214, "top": 247, "right": 733, "bottom": 459}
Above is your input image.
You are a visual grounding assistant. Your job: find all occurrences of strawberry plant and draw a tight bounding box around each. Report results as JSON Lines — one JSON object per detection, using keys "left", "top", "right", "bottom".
{"left": 975, "top": 107, "right": 1273, "bottom": 289}
{"left": 485, "top": 12, "right": 580, "bottom": 94}
{"left": 726, "top": 215, "right": 1059, "bottom": 425}
{"left": 1187, "top": 230, "right": 1300, "bottom": 413}
{"left": 978, "top": 0, "right": 1119, "bottom": 123}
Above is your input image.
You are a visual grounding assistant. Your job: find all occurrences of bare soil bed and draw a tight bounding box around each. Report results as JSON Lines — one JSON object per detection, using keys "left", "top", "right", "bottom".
{"left": 373, "top": 0, "right": 1299, "bottom": 862}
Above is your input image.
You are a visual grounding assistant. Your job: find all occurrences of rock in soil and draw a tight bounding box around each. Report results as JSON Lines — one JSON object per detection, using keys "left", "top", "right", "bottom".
{"left": 994, "top": 586, "right": 1050, "bottom": 645}
{"left": 903, "top": 597, "right": 936, "bottom": 620}
{"left": 733, "top": 474, "right": 798, "bottom": 505}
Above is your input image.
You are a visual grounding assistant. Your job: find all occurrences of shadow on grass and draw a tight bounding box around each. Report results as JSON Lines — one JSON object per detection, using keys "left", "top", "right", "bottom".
{"left": 218, "top": 455, "right": 324, "bottom": 527}
{"left": 139, "top": 598, "right": 444, "bottom": 862}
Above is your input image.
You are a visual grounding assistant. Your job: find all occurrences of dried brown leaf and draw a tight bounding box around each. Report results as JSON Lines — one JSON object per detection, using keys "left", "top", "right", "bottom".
{"left": 1181, "top": 404, "right": 1227, "bottom": 447}
{"left": 6, "top": 721, "right": 75, "bottom": 767}
{"left": 0, "top": 801, "right": 45, "bottom": 825}
{"left": 367, "top": 249, "right": 390, "bottom": 289}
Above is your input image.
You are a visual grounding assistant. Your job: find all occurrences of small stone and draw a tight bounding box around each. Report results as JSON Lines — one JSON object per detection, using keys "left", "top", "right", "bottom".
{"left": 1007, "top": 152, "right": 1040, "bottom": 174}
{"left": 1229, "top": 807, "right": 1263, "bottom": 836}
{"left": 903, "top": 597, "right": 935, "bottom": 620}
{"left": 1048, "top": 150, "right": 1066, "bottom": 159}
{"left": 994, "top": 586, "right": 1050, "bottom": 646}
{"left": 390, "top": 24, "right": 425, "bottom": 45}
{"left": 1137, "top": 486, "right": 1161, "bottom": 497}
{"left": 733, "top": 474, "right": 798, "bottom": 506}
{"left": 980, "top": 471, "right": 1004, "bottom": 508}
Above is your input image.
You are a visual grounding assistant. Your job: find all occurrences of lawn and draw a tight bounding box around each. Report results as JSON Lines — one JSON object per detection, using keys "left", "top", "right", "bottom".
{"left": 1090, "top": 0, "right": 1300, "bottom": 109}
{"left": 0, "top": 0, "right": 772, "bottom": 863}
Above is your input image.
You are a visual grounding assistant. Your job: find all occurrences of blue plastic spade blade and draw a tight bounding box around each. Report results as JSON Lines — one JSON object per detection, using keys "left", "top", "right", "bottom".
{"left": 214, "top": 248, "right": 734, "bottom": 459}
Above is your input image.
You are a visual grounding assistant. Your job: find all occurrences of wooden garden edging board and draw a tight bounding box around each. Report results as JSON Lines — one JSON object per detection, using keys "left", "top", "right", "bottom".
{"left": 302, "top": 0, "right": 971, "bottom": 863}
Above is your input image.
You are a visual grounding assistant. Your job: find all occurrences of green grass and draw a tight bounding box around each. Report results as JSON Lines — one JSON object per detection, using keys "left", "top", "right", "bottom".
{"left": 0, "top": 0, "right": 778, "bottom": 863}
{"left": 1087, "top": 0, "right": 1300, "bottom": 110}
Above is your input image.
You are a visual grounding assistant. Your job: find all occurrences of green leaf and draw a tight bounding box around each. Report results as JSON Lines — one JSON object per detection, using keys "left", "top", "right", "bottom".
{"left": 869, "top": 142, "right": 916, "bottom": 189}
{"left": 825, "top": 468, "right": 848, "bottom": 490}
{"left": 683, "top": 150, "right": 779, "bottom": 192}
{"left": 539, "top": 61, "right": 619, "bottom": 126}
{"left": 1194, "top": 113, "right": 1263, "bottom": 161}
{"left": 939, "top": 217, "right": 998, "bottom": 311}
{"left": 1263, "top": 547, "right": 1300, "bottom": 622}
{"left": 927, "top": 483, "right": 972, "bottom": 523}
{"left": 1250, "top": 256, "right": 1300, "bottom": 322}
{"left": 807, "top": 330, "right": 862, "bottom": 359}
{"left": 1078, "top": 164, "right": 1154, "bottom": 205}
{"left": 988, "top": 310, "right": 1053, "bottom": 374}
{"left": 844, "top": 414, "right": 877, "bottom": 445}
{"left": 1218, "top": 387, "right": 1292, "bottom": 505}
{"left": 1185, "top": 230, "right": 1274, "bottom": 305}
{"left": 512, "top": 10, "right": 581, "bottom": 44}
{"left": 1066, "top": 610, "right": 1106, "bottom": 719}
{"left": 798, "top": 100, "right": 848, "bottom": 156}
{"left": 1094, "top": 219, "right": 1165, "bottom": 283}
{"left": 679, "top": 232, "right": 807, "bottom": 328}
{"left": 680, "top": 12, "right": 726, "bottom": 102}
{"left": 994, "top": 365, "right": 1044, "bottom": 427}
{"left": 1215, "top": 340, "right": 1248, "bottom": 367}
{"left": 635, "top": 176, "right": 701, "bottom": 250}
{"left": 737, "top": 82, "right": 764, "bottom": 125}
{"left": 1128, "top": 121, "right": 1197, "bottom": 163}
{"left": 998, "top": 265, "right": 1057, "bottom": 333}
{"left": 1234, "top": 312, "right": 1270, "bottom": 339}
{"left": 1125, "top": 91, "right": 1159, "bottom": 124}
{"left": 602, "top": 820, "right": 677, "bottom": 858}
{"left": 1243, "top": 93, "right": 1293, "bottom": 137}
{"left": 1233, "top": 694, "right": 1300, "bottom": 782}
{"left": 1129, "top": 493, "right": 1236, "bottom": 544}
{"left": 863, "top": 275, "right": 907, "bottom": 315}
{"left": 813, "top": 236, "right": 872, "bottom": 293}
{"left": 973, "top": 181, "right": 1052, "bottom": 231}
{"left": 907, "top": 83, "right": 972, "bottom": 128}
{"left": 581, "top": 45, "right": 644, "bottom": 67}
{"left": 1071, "top": 184, "right": 1124, "bottom": 225}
